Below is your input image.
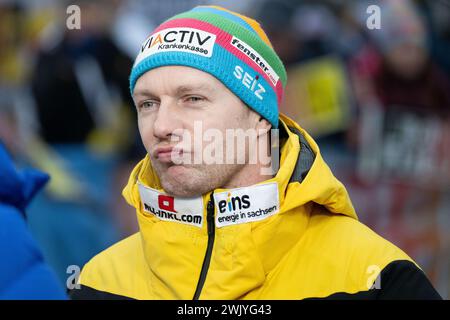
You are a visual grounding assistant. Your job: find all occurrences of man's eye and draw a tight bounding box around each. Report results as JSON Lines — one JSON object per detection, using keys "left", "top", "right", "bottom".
{"left": 140, "top": 101, "right": 157, "bottom": 109}
{"left": 185, "top": 96, "right": 204, "bottom": 103}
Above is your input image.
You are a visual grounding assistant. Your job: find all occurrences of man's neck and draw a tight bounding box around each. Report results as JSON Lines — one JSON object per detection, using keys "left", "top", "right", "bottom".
{"left": 221, "top": 134, "right": 274, "bottom": 189}
{"left": 222, "top": 163, "right": 274, "bottom": 190}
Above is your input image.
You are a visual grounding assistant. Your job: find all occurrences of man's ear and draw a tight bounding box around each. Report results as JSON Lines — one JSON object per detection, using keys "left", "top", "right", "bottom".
{"left": 255, "top": 117, "right": 272, "bottom": 137}
{"left": 247, "top": 108, "right": 271, "bottom": 135}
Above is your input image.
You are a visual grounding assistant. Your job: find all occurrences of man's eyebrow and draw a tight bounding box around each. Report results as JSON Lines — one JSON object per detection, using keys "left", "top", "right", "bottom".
{"left": 175, "top": 84, "right": 213, "bottom": 95}
{"left": 133, "top": 88, "right": 158, "bottom": 99}
{"left": 133, "top": 84, "right": 213, "bottom": 99}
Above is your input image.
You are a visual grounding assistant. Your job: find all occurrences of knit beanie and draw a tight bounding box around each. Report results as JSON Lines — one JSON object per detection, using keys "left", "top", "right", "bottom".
{"left": 129, "top": 5, "right": 287, "bottom": 128}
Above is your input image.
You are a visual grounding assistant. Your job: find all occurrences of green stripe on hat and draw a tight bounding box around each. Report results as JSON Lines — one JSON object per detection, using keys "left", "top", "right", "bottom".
{"left": 165, "top": 11, "right": 287, "bottom": 88}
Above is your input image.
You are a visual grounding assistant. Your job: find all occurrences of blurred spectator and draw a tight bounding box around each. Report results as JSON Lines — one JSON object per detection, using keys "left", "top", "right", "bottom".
{"left": 347, "top": 0, "right": 450, "bottom": 297}
{"left": 113, "top": 0, "right": 211, "bottom": 59}
{"left": 349, "top": 0, "right": 450, "bottom": 185}
{"left": 31, "top": 0, "right": 132, "bottom": 145}
{"left": 0, "top": 0, "right": 129, "bottom": 284}
{"left": 25, "top": 0, "right": 137, "bottom": 283}
{"left": 0, "top": 143, "right": 66, "bottom": 299}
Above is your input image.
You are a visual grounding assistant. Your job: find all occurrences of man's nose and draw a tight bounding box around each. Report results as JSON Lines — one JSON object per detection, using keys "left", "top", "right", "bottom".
{"left": 153, "top": 100, "right": 182, "bottom": 140}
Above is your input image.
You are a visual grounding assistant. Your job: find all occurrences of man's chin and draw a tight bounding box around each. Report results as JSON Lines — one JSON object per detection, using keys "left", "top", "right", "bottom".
{"left": 162, "top": 164, "right": 193, "bottom": 184}
{"left": 166, "top": 164, "right": 191, "bottom": 177}
{"left": 158, "top": 165, "right": 206, "bottom": 197}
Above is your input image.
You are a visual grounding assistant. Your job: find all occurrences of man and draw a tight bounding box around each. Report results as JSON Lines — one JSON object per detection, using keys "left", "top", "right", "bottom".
{"left": 0, "top": 144, "right": 67, "bottom": 299}
{"left": 71, "top": 6, "right": 441, "bottom": 300}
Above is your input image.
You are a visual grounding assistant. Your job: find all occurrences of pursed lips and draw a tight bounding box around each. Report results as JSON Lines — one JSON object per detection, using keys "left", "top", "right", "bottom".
{"left": 153, "top": 145, "right": 189, "bottom": 163}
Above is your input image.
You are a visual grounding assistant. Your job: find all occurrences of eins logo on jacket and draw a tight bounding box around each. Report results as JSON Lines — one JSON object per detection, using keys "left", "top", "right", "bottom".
{"left": 214, "top": 182, "right": 279, "bottom": 227}
{"left": 218, "top": 193, "right": 251, "bottom": 213}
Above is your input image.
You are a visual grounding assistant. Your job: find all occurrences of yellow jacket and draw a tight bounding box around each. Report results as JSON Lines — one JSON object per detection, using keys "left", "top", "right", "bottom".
{"left": 71, "top": 114, "right": 440, "bottom": 300}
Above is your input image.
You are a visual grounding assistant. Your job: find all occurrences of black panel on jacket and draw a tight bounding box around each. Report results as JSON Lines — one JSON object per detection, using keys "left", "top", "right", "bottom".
{"left": 306, "top": 260, "right": 442, "bottom": 300}
{"left": 69, "top": 285, "right": 135, "bottom": 300}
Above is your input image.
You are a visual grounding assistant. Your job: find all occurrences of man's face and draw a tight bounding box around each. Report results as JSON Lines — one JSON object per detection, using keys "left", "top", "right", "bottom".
{"left": 133, "top": 66, "right": 263, "bottom": 197}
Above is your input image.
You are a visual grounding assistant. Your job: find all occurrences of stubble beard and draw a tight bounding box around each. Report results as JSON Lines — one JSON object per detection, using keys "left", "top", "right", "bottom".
{"left": 151, "top": 156, "right": 245, "bottom": 198}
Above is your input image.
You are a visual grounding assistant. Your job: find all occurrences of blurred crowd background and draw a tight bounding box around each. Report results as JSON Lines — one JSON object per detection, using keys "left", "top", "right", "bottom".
{"left": 0, "top": 0, "right": 449, "bottom": 298}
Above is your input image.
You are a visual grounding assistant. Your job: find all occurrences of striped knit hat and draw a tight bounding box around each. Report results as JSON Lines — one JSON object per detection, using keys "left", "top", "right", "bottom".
{"left": 129, "top": 5, "right": 287, "bottom": 128}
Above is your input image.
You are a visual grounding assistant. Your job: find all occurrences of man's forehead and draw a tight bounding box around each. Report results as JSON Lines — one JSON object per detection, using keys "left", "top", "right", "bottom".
{"left": 133, "top": 66, "right": 219, "bottom": 97}
{"left": 133, "top": 83, "right": 215, "bottom": 98}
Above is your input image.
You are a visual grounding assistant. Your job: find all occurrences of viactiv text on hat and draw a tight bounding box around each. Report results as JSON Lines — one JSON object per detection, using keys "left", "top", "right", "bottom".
{"left": 129, "top": 5, "right": 287, "bottom": 128}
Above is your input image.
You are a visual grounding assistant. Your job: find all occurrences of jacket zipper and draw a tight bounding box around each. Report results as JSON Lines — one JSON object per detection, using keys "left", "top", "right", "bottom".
{"left": 193, "top": 192, "right": 215, "bottom": 300}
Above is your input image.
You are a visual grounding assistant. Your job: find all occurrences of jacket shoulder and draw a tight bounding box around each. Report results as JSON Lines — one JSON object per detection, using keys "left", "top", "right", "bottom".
{"left": 305, "top": 206, "right": 414, "bottom": 275}
{"left": 287, "top": 206, "right": 441, "bottom": 299}
{"left": 70, "top": 232, "right": 150, "bottom": 300}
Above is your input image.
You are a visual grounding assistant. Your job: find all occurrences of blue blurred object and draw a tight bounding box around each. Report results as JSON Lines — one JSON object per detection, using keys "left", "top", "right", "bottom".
{"left": 0, "top": 143, "right": 67, "bottom": 299}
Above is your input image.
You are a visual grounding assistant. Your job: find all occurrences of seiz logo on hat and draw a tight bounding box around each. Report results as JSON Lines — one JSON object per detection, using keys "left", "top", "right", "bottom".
{"left": 138, "top": 183, "right": 203, "bottom": 227}
{"left": 214, "top": 182, "right": 279, "bottom": 228}
{"left": 134, "top": 27, "right": 217, "bottom": 66}
{"left": 233, "top": 65, "right": 266, "bottom": 100}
